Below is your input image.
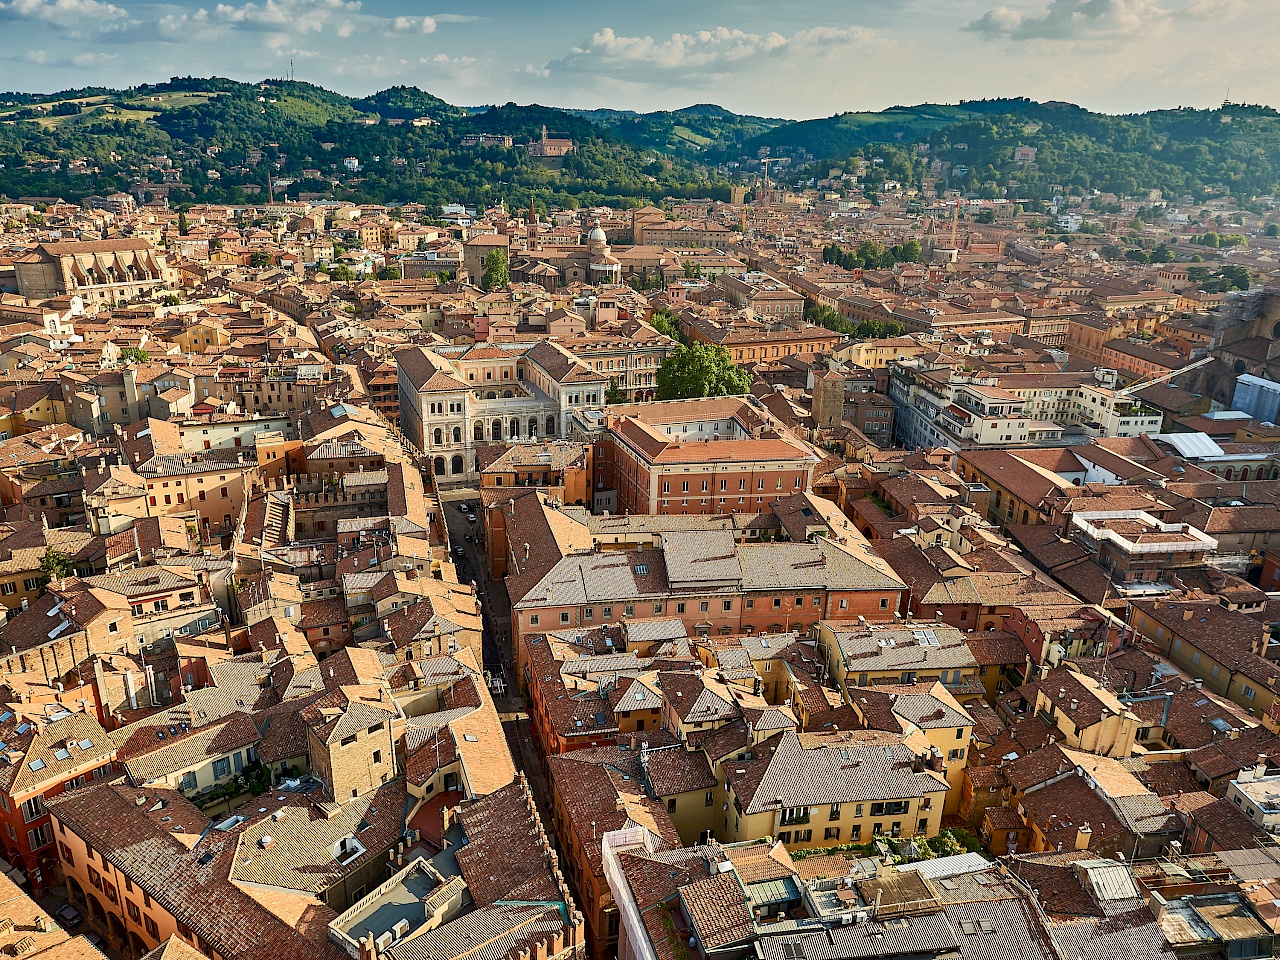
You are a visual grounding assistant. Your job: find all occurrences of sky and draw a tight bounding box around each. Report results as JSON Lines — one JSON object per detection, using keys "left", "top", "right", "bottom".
{"left": 1, "top": 0, "right": 1278, "bottom": 118}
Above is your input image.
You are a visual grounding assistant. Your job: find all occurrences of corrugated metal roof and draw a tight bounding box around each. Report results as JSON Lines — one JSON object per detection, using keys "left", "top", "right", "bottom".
{"left": 1157, "top": 432, "right": 1224, "bottom": 459}
{"left": 896, "top": 852, "right": 992, "bottom": 880}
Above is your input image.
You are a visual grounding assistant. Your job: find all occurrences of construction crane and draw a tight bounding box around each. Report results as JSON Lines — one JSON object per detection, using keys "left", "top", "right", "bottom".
{"left": 1115, "top": 354, "right": 1214, "bottom": 398}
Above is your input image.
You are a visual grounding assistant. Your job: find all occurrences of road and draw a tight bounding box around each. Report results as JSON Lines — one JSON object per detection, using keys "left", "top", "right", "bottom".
{"left": 436, "top": 487, "right": 506, "bottom": 673}
{"left": 435, "top": 487, "right": 555, "bottom": 823}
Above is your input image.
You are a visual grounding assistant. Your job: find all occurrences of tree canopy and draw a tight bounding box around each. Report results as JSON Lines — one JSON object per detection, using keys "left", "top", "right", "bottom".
{"left": 481, "top": 249, "right": 509, "bottom": 291}
{"left": 656, "top": 343, "right": 751, "bottom": 401}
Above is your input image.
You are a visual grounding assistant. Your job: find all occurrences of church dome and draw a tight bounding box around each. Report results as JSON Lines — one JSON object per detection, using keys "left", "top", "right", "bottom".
{"left": 587, "top": 220, "right": 607, "bottom": 244}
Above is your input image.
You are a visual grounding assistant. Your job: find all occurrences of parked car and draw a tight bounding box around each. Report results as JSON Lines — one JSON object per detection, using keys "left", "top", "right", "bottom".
{"left": 464, "top": 534, "right": 473, "bottom": 542}
{"left": 453, "top": 546, "right": 465, "bottom": 557}
{"left": 55, "top": 904, "right": 82, "bottom": 929}
{"left": 466, "top": 514, "right": 477, "bottom": 524}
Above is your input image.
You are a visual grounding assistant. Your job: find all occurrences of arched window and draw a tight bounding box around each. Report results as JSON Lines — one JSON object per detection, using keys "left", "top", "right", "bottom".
{"left": 486, "top": 391, "right": 497, "bottom": 400}
{"left": 1022, "top": 510, "right": 1030, "bottom": 524}
{"left": 503, "top": 390, "right": 513, "bottom": 399}
{"left": 546, "top": 415, "right": 556, "bottom": 436}
{"left": 1241, "top": 467, "right": 1251, "bottom": 481}
{"left": 510, "top": 418, "right": 520, "bottom": 438}
{"left": 529, "top": 417, "right": 538, "bottom": 437}
{"left": 452, "top": 426, "right": 462, "bottom": 443}
{"left": 433, "top": 428, "right": 443, "bottom": 446}
{"left": 433, "top": 457, "right": 445, "bottom": 476}
{"left": 451, "top": 455, "right": 464, "bottom": 475}
{"left": 492, "top": 419, "right": 502, "bottom": 441}
{"left": 1225, "top": 468, "right": 1235, "bottom": 480}
{"left": 474, "top": 422, "right": 484, "bottom": 441}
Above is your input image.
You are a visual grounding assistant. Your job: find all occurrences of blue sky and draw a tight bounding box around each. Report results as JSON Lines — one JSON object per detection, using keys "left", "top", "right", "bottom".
{"left": 0, "top": 0, "right": 1276, "bottom": 117}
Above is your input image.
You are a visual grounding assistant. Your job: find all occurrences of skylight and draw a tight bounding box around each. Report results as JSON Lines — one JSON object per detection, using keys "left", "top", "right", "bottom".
{"left": 53, "top": 749, "right": 70, "bottom": 761}
{"left": 78, "top": 739, "right": 93, "bottom": 750}
{"left": 28, "top": 759, "right": 44, "bottom": 771}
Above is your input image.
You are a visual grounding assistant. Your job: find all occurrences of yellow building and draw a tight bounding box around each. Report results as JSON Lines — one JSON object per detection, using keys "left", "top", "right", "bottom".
{"left": 815, "top": 620, "right": 982, "bottom": 703}
{"left": 720, "top": 728, "right": 949, "bottom": 851}
{"left": 848, "top": 682, "right": 974, "bottom": 815}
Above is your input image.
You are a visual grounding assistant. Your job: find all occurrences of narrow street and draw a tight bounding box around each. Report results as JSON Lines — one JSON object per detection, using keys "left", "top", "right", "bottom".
{"left": 435, "top": 486, "right": 556, "bottom": 824}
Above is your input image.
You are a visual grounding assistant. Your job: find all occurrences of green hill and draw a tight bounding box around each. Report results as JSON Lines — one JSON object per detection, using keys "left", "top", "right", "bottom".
{"left": 2, "top": 79, "right": 1280, "bottom": 210}
{"left": 571, "top": 104, "right": 787, "bottom": 158}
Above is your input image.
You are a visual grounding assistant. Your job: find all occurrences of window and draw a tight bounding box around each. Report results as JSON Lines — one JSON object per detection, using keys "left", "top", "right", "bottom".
{"left": 625, "top": 605, "right": 635, "bottom": 617}
{"left": 723, "top": 600, "right": 732, "bottom": 612}
{"left": 880, "top": 598, "right": 889, "bottom": 609}
{"left": 220, "top": 487, "right": 229, "bottom": 498}
{"left": 0, "top": 583, "right": 13, "bottom": 596}
{"left": 603, "top": 607, "right": 613, "bottom": 619}
{"left": 584, "top": 607, "right": 595, "bottom": 620}
{"left": 529, "top": 614, "right": 540, "bottom": 627}
{"left": 773, "top": 598, "right": 782, "bottom": 609}
{"left": 27, "top": 823, "right": 52, "bottom": 850}
{"left": 213, "top": 757, "right": 231, "bottom": 779}
{"left": 705, "top": 791, "right": 714, "bottom": 807}
{"left": 145, "top": 915, "right": 160, "bottom": 940}
{"left": 794, "top": 829, "right": 812, "bottom": 842}
{"left": 20, "top": 796, "right": 45, "bottom": 823}
{"left": 180, "top": 771, "right": 196, "bottom": 791}
{"left": 700, "top": 601, "right": 709, "bottom": 613}
{"left": 745, "top": 599, "right": 754, "bottom": 610}
{"left": 829, "top": 803, "right": 841, "bottom": 821}
{"left": 777, "top": 831, "right": 791, "bottom": 844}
{"left": 870, "top": 801, "right": 909, "bottom": 816}
{"left": 676, "top": 602, "right": 686, "bottom": 614}
{"left": 780, "top": 806, "right": 809, "bottom": 825}
{"left": 103, "top": 880, "right": 118, "bottom": 904}
{"left": 825, "top": 827, "right": 840, "bottom": 840}
{"left": 948, "top": 748, "right": 965, "bottom": 761}
{"left": 849, "top": 824, "right": 862, "bottom": 841}
{"left": 372, "top": 750, "right": 382, "bottom": 764}
{"left": 667, "top": 798, "right": 676, "bottom": 814}
{"left": 654, "top": 603, "right": 663, "bottom": 615}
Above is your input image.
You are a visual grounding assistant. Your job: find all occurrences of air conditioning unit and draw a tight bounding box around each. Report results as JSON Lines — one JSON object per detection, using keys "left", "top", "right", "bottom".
{"left": 392, "top": 919, "right": 410, "bottom": 940}
{"left": 375, "top": 932, "right": 394, "bottom": 953}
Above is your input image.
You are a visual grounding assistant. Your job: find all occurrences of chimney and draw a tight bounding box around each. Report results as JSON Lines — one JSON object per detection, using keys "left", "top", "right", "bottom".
{"left": 1075, "top": 823, "right": 1092, "bottom": 850}
{"left": 1182, "top": 608, "right": 1194, "bottom": 621}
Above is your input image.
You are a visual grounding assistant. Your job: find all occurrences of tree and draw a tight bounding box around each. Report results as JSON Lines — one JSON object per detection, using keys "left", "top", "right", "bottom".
{"left": 481, "top": 249, "right": 509, "bottom": 290}
{"left": 177, "top": 211, "right": 189, "bottom": 236}
{"left": 39, "top": 548, "right": 73, "bottom": 589}
{"left": 248, "top": 252, "right": 273, "bottom": 268}
{"left": 1268, "top": 224, "right": 1280, "bottom": 237}
{"left": 119, "top": 347, "right": 150, "bottom": 363}
{"left": 327, "top": 264, "right": 355, "bottom": 282}
{"left": 656, "top": 343, "right": 750, "bottom": 401}
{"left": 1150, "top": 243, "right": 1173, "bottom": 263}
{"left": 648, "top": 308, "right": 681, "bottom": 342}
{"left": 606, "top": 377, "right": 624, "bottom": 404}
{"left": 376, "top": 266, "right": 402, "bottom": 280}
{"left": 975, "top": 209, "right": 995, "bottom": 224}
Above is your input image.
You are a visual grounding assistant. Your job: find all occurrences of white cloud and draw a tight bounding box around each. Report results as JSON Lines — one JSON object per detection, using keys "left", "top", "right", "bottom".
{"left": 1181, "top": 0, "right": 1243, "bottom": 18}
{"left": 212, "top": 0, "right": 359, "bottom": 32}
{"left": 391, "top": 15, "right": 435, "bottom": 33}
{"left": 545, "top": 23, "right": 880, "bottom": 80}
{"left": 0, "top": 0, "right": 127, "bottom": 26}
{"left": 965, "top": 0, "right": 1170, "bottom": 41}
